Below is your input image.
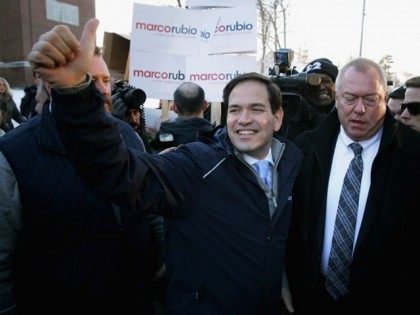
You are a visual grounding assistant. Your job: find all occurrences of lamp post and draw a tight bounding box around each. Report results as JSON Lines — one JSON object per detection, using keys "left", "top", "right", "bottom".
{"left": 359, "top": 0, "right": 366, "bottom": 57}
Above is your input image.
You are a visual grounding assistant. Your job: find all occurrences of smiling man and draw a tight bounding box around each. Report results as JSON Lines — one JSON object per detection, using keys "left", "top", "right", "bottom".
{"left": 286, "top": 58, "right": 420, "bottom": 315}
{"left": 27, "top": 19, "right": 303, "bottom": 314}
{"left": 302, "top": 58, "right": 338, "bottom": 114}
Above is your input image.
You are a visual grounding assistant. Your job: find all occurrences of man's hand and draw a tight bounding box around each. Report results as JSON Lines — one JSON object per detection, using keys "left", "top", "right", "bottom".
{"left": 27, "top": 18, "right": 99, "bottom": 88}
{"left": 111, "top": 95, "right": 128, "bottom": 119}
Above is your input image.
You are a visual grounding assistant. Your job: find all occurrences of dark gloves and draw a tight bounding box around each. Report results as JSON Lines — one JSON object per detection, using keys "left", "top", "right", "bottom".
{"left": 111, "top": 95, "right": 128, "bottom": 119}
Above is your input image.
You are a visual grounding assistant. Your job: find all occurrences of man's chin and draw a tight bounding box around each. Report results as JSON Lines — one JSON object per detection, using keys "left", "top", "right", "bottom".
{"left": 314, "top": 97, "right": 333, "bottom": 106}
{"left": 104, "top": 97, "right": 113, "bottom": 112}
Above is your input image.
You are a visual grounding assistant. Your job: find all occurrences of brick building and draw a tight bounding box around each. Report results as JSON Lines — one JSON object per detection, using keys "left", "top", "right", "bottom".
{"left": 0, "top": 0, "right": 95, "bottom": 87}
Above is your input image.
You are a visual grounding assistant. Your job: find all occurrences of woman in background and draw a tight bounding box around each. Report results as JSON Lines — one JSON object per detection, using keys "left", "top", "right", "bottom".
{"left": 0, "top": 77, "right": 26, "bottom": 132}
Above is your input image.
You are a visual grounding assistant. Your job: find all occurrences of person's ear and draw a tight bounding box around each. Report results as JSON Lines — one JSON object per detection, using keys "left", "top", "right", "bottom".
{"left": 203, "top": 100, "right": 209, "bottom": 111}
{"left": 172, "top": 103, "right": 179, "bottom": 114}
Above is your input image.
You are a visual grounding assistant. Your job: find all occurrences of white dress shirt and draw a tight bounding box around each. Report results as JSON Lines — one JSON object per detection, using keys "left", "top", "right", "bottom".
{"left": 321, "top": 126, "right": 382, "bottom": 275}
{"left": 242, "top": 148, "right": 274, "bottom": 167}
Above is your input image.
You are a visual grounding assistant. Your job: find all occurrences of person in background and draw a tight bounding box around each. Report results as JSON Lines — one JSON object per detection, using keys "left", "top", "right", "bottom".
{"left": 19, "top": 72, "right": 39, "bottom": 118}
{"left": 387, "top": 85, "right": 406, "bottom": 122}
{"left": 0, "top": 77, "right": 26, "bottom": 132}
{"left": 400, "top": 76, "right": 420, "bottom": 132}
{"left": 151, "top": 82, "right": 214, "bottom": 151}
{"left": 302, "top": 58, "right": 339, "bottom": 114}
{"left": 28, "top": 18, "right": 303, "bottom": 314}
{"left": 0, "top": 110, "right": 5, "bottom": 136}
{"left": 286, "top": 58, "right": 419, "bottom": 314}
{"left": 0, "top": 44, "right": 161, "bottom": 315}
{"left": 144, "top": 99, "right": 178, "bottom": 138}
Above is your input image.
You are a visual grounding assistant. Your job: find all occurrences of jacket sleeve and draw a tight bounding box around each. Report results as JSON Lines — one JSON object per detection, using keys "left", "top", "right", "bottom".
{"left": 0, "top": 152, "right": 22, "bottom": 314}
{"left": 10, "top": 100, "right": 25, "bottom": 124}
{"left": 52, "top": 81, "right": 156, "bottom": 210}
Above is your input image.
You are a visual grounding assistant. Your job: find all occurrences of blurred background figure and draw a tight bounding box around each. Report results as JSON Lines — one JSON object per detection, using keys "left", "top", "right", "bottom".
{"left": 0, "top": 111, "right": 5, "bottom": 136}
{"left": 0, "top": 77, "right": 26, "bottom": 133}
{"left": 151, "top": 82, "right": 214, "bottom": 152}
{"left": 19, "top": 72, "right": 39, "bottom": 119}
{"left": 387, "top": 85, "right": 406, "bottom": 122}
{"left": 111, "top": 80, "right": 152, "bottom": 150}
{"left": 401, "top": 76, "right": 420, "bottom": 132}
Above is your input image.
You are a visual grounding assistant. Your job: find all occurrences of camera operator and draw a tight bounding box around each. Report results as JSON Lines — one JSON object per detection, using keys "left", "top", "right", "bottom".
{"left": 301, "top": 58, "right": 338, "bottom": 113}
{"left": 273, "top": 57, "right": 338, "bottom": 140}
{"left": 111, "top": 82, "right": 151, "bottom": 150}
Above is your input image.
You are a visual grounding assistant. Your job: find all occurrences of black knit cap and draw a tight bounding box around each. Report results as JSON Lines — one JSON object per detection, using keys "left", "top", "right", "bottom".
{"left": 388, "top": 85, "right": 406, "bottom": 100}
{"left": 302, "top": 58, "right": 338, "bottom": 82}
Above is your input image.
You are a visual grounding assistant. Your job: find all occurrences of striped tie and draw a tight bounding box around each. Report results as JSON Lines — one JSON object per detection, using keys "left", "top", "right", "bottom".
{"left": 326, "top": 142, "right": 363, "bottom": 300}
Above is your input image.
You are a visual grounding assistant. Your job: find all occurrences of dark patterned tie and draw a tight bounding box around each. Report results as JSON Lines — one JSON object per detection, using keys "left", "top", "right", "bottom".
{"left": 326, "top": 142, "right": 363, "bottom": 300}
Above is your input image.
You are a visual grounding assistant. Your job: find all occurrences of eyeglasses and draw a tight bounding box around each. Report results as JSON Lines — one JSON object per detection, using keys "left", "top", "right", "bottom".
{"left": 340, "top": 93, "right": 382, "bottom": 107}
{"left": 401, "top": 102, "right": 420, "bottom": 116}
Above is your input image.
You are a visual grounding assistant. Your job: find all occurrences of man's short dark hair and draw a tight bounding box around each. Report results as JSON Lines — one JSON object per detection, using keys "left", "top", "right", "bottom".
{"left": 173, "top": 82, "right": 205, "bottom": 116}
{"left": 223, "top": 72, "right": 282, "bottom": 114}
{"left": 405, "top": 76, "right": 420, "bottom": 89}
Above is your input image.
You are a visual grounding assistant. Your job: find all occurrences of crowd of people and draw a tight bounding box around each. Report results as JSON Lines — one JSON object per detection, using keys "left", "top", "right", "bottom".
{"left": 0, "top": 18, "right": 419, "bottom": 315}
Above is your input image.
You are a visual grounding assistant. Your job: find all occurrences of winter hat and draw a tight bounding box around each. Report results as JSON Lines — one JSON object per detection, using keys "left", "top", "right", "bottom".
{"left": 388, "top": 85, "right": 406, "bottom": 100}
{"left": 302, "top": 58, "right": 338, "bottom": 82}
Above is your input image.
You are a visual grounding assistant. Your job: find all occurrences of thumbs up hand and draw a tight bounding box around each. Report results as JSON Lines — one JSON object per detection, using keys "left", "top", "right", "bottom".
{"left": 28, "top": 18, "right": 99, "bottom": 88}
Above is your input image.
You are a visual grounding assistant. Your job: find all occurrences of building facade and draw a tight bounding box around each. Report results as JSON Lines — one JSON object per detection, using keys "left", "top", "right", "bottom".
{"left": 0, "top": 0, "right": 95, "bottom": 87}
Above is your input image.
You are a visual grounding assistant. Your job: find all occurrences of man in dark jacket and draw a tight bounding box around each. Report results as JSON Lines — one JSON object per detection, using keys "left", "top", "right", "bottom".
{"left": 0, "top": 43, "right": 158, "bottom": 314}
{"left": 285, "top": 58, "right": 420, "bottom": 314}
{"left": 28, "top": 19, "right": 303, "bottom": 314}
{"left": 277, "top": 58, "right": 338, "bottom": 140}
{"left": 151, "top": 82, "right": 214, "bottom": 151}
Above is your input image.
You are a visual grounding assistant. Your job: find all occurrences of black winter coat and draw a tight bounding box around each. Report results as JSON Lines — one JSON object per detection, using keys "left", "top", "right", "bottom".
{"left": 52, "top": 82, "right": 304, "bottom": 314}
{"left": 286, "top": 109, "right": 420, "bottom": 314}
{"left": 0, "top": 104, "right": 156, "bottom": 314}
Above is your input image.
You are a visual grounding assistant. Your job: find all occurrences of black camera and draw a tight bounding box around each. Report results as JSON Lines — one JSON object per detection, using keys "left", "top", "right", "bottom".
{"left": 112, "top": 80, "right": 147, "bottom": 111}
{"left": 269, "top": 49, "right": 323, "bottom": 138}
{"left": 269, "top": 48, "right": 295, "bottom": 76}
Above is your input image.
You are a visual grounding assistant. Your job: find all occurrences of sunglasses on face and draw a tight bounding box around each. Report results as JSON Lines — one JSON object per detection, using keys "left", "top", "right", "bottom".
{"left": 401, "top": 102, "right": 420, "bottom": 116}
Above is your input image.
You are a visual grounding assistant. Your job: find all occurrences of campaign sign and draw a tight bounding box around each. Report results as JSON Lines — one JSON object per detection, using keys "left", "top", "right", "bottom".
{"left": 129, "top": 52, "right": 256, "bottom": 102}
{"left": 186, "top": 55, "right": 257, "bottom": 101}
{"left": 208, "top": 6, "right": 257, "bottom": 54}
{"left": 186, "top": 0, "right": 251, "bottom": 8}
{"left": 131, "top": 4, "right": 204, "bottom": 56}
{"left": 129, "top": 51, "right": 186, "bottom": 100}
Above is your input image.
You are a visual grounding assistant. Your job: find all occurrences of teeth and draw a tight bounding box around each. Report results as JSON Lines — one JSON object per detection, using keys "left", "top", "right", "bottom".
{"left": 238, "top": 130, "right": 256, "bottom": 135}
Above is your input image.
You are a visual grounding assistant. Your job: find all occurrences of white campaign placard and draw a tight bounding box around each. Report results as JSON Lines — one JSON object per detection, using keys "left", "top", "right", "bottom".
{"left": 129, "top": 52, "right": 256, "bottom": 102}
{"left": 131, "top": 4, "right": 204, "bottom": 56}
{"left": 186, "top": 0, "right": 251, "bottom": 8}
{"left": 208, "top": 6, "right": 257, "bottom": 54}
{"left": 186, "top": 55, "right": 257, "bottom": 101}
{"left": 129, "top": 51, "right": 186, "bottom": 100}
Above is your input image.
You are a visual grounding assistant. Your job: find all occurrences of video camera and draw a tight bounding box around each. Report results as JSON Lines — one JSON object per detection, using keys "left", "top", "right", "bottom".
{"left": 111, "top": 80, "right": 148, "bottom": 138}
{"left": 112, "top": 80, "right": 147, "bottom": 111}
{"left": 269, "top": 49, "right": 322, "bottom": 124}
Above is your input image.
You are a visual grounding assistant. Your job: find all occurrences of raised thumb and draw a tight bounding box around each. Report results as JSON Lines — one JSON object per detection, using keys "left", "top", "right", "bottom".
{"left": 79, "top": 18, "right": 99, "bottom": 60}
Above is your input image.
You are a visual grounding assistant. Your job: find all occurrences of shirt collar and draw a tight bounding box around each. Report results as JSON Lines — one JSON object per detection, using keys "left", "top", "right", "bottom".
{"left": 338, "top": 125, "right": 383, "bottom": 152}
{"left": 242, "top": 148, "right": 274, "bottom": 166}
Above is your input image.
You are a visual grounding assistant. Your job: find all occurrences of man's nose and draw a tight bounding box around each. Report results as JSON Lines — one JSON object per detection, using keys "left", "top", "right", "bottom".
{"left": 95, "top": 80, "right": 107, "bottom": 96}
{"left": 400, "top": 108, "right": 410, "bottom": 120}
{"left": 353, "top": 98, "right": 367, "bottom": 114}
{"left": 237, "top": 110, "right": 252, "bottom": 124}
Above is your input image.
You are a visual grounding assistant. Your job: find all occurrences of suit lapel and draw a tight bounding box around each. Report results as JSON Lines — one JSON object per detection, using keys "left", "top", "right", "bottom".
{"left": 354, "top": 116, "right": 417, "bottom": 256}
{"left": 302, "top": 110, "right": 340, "bottom": 258}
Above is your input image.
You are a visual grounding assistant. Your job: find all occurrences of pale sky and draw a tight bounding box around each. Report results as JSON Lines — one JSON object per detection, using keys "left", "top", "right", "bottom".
{"left": 95, "top": 0, "right": 420, "bottom": 80}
